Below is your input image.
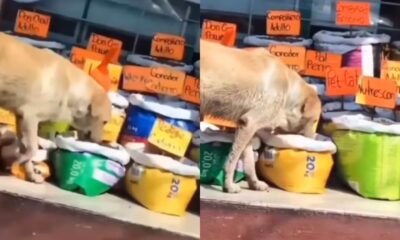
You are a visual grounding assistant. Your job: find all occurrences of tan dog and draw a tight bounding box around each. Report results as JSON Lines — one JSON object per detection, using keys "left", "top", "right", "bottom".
{"left": 200, "top": 39, "right": 321, "bottom": 193}
{"left": 0, "top": 33, "right": 111, "bottom": 181}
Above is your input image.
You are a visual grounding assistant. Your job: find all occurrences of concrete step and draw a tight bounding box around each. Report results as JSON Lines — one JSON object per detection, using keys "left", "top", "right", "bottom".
{"left": 200, "top": 184, "right": 400, "bottom": 240}
{"left": 0, "top": 176, "right": 200, "bottom": 239}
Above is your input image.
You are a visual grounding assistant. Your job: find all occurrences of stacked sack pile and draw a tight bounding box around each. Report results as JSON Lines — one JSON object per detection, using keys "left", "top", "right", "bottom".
{"left": 0, "top": 8, "right": 199, "bottom": 216}
{"left": 200, "top": 13, "right": 337, "bottom": 194}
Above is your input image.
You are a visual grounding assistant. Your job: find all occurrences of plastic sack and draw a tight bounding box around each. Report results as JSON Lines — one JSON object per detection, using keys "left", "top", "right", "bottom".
{"left": 257, "top": 134, "right": 335, "bottom": 194}
{"left": 243, "top": 35, "right": 313, "bottom": 47}
{"left": 125, "top": 147, "right": 198, "bottom": 216}
{"left": 200, "top": 142, "right": 246, "bottom": 185}
{"left": 126, "top": 54, "right": 193, "bottom": 73}
{"left": 52, "top": 150, "right": 126, "bottom": 197}
{"left": 331, "top": 114, "right": 400, "bottom": 200}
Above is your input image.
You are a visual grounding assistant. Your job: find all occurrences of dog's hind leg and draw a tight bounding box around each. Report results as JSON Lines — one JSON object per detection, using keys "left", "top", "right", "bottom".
{"left": 242, "top": 142, "right": 269, "bottom": 191}
{"left": 223, "top": 112, "right": 258, "bottom": 193}
{"left": 16, "top": 113, "right": 41, "bottom": 183}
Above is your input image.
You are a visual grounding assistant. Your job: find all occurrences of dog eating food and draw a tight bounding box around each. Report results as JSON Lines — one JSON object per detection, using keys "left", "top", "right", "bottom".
{"left": 0, "top": 33, "right": 112, "bottom": 181}
{"left": 200, "top": 39, "right": 321, "bottom": 193}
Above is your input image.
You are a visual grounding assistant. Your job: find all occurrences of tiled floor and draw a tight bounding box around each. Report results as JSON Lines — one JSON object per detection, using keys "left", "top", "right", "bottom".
{"left": 0, "top": 176, "right": 200, "bottom": 239}
{"left": 201, "top": 183, "right": 400, "bottom": 220}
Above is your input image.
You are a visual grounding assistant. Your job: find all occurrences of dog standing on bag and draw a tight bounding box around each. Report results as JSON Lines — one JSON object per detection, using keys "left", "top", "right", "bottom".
{"left": 0, "top": 33, "right": 111, "bottom": 182}
{"left": 200, "top": 39, "right": 321, "bottom": 193}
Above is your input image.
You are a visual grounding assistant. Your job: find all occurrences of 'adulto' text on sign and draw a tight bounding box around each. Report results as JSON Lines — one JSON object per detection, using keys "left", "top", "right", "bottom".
{"left": 151, "top": 33, "right": 186, "bottom": 61}
{"left": 15, "top": 10, "right": 51, "bottom": 38}
{"left": 267, "top": 11, "right": 301, "bottom": 36}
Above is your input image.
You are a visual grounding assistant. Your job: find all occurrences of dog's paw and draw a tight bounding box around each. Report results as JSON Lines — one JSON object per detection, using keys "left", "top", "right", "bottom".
{"left": 29, "top": 173, "right": 45, "bottom": 184}
{"left": 249, "top": 180, "right": 269, "bottom": 191}
{"left": 223, "top": 183, "right": 242, "bottom": 193}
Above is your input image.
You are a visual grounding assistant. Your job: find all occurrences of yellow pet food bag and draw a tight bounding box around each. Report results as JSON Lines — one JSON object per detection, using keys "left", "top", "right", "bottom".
{"left": 102, "top": 107, "right": 126, "bottom": 142}
{"left": 257, "top": 134, "right": 335, "bottom": 194}
{"left": 0, "top": 108, "right": 17, "bottom": 133}
{"left": 103, "top": 92, "right": 129, "bottom": 143}
{"left": 125, "top": 149, "right": 199, "bottom": 216}
{"left": 258, "top": 150, "right": 333, "bottom": 193}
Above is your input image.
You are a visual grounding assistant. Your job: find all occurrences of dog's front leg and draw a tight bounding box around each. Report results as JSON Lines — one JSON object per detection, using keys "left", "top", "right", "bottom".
{"left": 224, "top": 114, "right": 257, "bottom": 193}
{"left": 243, "top": 143, "right": 269, "bottom": 191}
{"left": 16, "top": 114, "right": 41, "bottom": 183}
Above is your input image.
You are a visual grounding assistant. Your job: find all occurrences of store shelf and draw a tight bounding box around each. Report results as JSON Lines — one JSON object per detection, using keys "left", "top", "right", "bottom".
{"left": 0, "top": 176, "right": 200, "bottom": 239}
{"left": 201, "top": 183, "right": 400, "bottom": 220}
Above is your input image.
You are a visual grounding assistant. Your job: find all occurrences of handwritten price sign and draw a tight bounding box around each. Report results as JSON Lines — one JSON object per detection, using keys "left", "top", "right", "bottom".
{"left": 149, "top": 119, "right": 192, "bottom": 157}
{"left": 181, "top": 76, "right": 200, "bottom": 105}
{"left": 14, "top": 10, "right": 51, "bottom": 38}
{"left": 122, "top": 66, "right": 152, "bottom": 93}
{"left": 70, "top": 47, "right": 104, "bottom": 69}
{"left": 204, "top": 115, "right": 237, "bottom": 129}
{"left": 336, "top": 1, "right": 372, "bottom": 26}
{"left": 381, "top": 60, "right": 400, "bottom": 94}
{"left": 147, "top": 67, "right": 186, "bottom": 97}
{"left": 304, "top": 50, "right": 342, "bottom": 78}
{"left": 267, "top": 11, "right": 301, "bottom": 36}
{"left": 84, "top": 59, "right": 123, "bottom": 92}
{"left": 326, "top": 67, "right": 361, "bottom": 96}
{"left": 202, "top": 20, "right": 237, "bottom": 47}
{"left": 87, "top": 33, "right": 122, "bottom": 63}
{"left": 151, "top": 33, "right": 186, "bottom": 61}
{"left": 356, "top": 76, "right": 397, "bottom": 109}
{"left": 268, "top": 45, "right": 306, "bottom": 72}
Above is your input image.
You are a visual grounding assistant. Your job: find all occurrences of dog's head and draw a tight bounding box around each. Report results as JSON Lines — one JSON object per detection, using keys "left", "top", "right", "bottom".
{"left": 278, "top": 84, "right": 321, "bottom": 138}
{"left": 71, "top": 87, "right": 112, "bottom": 142}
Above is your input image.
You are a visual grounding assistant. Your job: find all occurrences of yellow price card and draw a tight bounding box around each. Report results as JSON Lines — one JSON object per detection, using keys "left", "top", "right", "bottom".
{"left": 102, "top": 114, "right": 125, "bottom": 143}
{"left": 148, "top": 119, "right": 192, "bottom": 157}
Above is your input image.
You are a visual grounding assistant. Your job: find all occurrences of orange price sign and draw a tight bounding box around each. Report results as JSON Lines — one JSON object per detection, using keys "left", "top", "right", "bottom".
{"left": 122, "top": 66, "right": 152, "bottom": 93}
{"left": 356, "top": 76, "right": 397, "bottom": 109}
{"left": 326, "top": 67, "right": 361, "bottom": 96}
{"left": 304, "top": 50, "right": 342, "bottom": 78}
{"left": 147, "top": 67, "right": 186, "bottom": 97}
{"left": 151, "top": 33, "right": 186, "bottom": 61}
{"left": 336, "top": 1, "right": 372, "bottom": 26}
{"left": 266, "top": 11, "right": 301, "bottom": 36}
{"left": 202, "top": 20, "right": 237, "bottom": 47}
{"left": 381, "top": 60, "right": 400, "bottom": 94}
{"left": 268, "top": 45, "right": 306, "bottom": 72}
{"left": 204, "top": 115, "right": 237, "bottom": 129}
{"left": 87, "top": 33, "right": 122, "bottom": 63}
{"left": 181, "top": 76, "right": 200, "bottom": 105}
{"left": 14, "top": 10, "right": 51, "bottom": 38}
{"left": 70, "top": 47, "right": 104, "bottom": 69}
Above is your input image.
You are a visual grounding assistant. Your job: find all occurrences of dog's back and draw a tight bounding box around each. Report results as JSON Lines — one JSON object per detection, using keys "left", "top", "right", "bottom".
{"left": 200, "top": 39, "right": 289, "bottom": 121}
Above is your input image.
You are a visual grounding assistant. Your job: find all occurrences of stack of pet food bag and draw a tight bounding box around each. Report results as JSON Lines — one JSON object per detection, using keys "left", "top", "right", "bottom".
{"left": 119, "top": 33, "right": 200, "bottom": 215}
{"left": 200, "top": 12, "right": 337, "bottom": 194}
{"left": 0, "top": 9, "right": 199, "bottom": 216}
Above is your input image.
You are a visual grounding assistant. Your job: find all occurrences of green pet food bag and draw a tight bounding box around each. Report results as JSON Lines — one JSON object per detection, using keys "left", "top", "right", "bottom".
{"left": 200, "top": 142, "right": 245, "bottom": 185}
{"left": 333, "top": 130, "right": 400, "bottom": 200}
{"left": 52, "top": 150, "right": 125, "bottom": 197}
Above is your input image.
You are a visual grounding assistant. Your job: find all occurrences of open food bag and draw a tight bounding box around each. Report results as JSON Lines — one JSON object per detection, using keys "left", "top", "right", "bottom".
{"left": 257, "top": 134, "right": 336, "bottom": 194}
{"left": 331, "top": 114, "right": 400, "bottom": 200}
{"left": 52, "top": 135, "right": 130, "bottom": 197}
{"left": 199, "top": 128, "right": 261, "bottom": 186}
{"left": 125, "top": 145, "right": 199, "bottom": 216}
